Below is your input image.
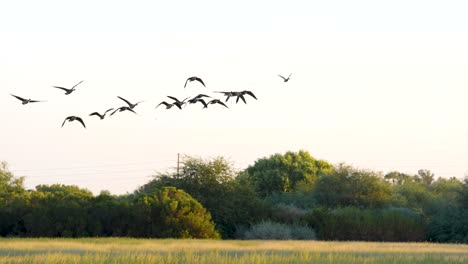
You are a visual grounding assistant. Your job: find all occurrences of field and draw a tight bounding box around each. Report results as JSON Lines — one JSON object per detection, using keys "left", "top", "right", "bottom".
{"left": 0, "top": 238, "right": 467, "bottom": 264}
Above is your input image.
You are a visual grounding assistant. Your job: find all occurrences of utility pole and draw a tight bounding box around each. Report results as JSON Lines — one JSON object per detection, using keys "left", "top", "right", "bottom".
{"left": 177, "top": 153, "right": 180, "bottom": 178}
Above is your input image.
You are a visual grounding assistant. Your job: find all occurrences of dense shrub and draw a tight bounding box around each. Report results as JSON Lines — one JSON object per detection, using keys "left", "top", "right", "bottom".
{"left": 427, "top": 206, "right": 468, "bottom": 243}
{"left": 241, "top": 221, "right": 316, "bottom": 240}
{"left": 305, "top": 207, "right": 425, "bottom": 241}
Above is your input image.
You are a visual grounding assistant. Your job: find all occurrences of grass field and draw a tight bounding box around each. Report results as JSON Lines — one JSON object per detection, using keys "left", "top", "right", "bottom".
{"left": 0, "top": 238, "right": 467, "bottom": 264}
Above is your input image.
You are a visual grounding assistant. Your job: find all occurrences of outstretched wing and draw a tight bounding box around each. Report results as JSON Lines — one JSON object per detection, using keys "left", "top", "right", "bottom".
{"left": 61, "top": 117, "right": 70, "bottom": 128}
{"left": 184, "top": 78, "right": 190, "bottom": 88}
{"left": 196, "top": 99, "right": 208, "bottom": 108}
{"left": 288, "top": 73, "right": 292, "bottom": 79}
{"left": 110, "top": 107, "right": 121, "bottom": 116}
{"left": 127, "top": 108, "right": 137, "bottom": 114}
{"left": 52, "top": 86, "right": 70, "bottom": 92}
{"left": 244, "top": 91, "right": 257, "bottom": 100}
{"left": 28, "top": 99, "right": 45, "bottom": 103}
{"left": 104, "top": 108, "right": 114, "bottom": 115}
{"left": 156, "top": 101, "right": 169, "bottom": 108}
{"left": 75, "top": 117, "right": 86, "bottom": 128}
{"left": 71, "top": 80, "right": 84, "bottom": 89}
{"left": 10, "top": 94, "right": 26, "bottom": 102}
{"left": 236, "top": 94, "right": 246, "bottom": 104}
{"left": 167, "top": 96, "right": 180, "bottom": 103}
{"left": 278, "top": 75, "right": 286, "bottom": 80}
{"left": 195, "top": 77, "right": 206, "bottom": 87}
{"left": 117, "top": 96, "right": 132, "bottom": 107}
{"left": 89, "top": 112, "right": 100, "bottom": 117}
{"left": 216, "top": 101, "right": 229, "bottom": 108}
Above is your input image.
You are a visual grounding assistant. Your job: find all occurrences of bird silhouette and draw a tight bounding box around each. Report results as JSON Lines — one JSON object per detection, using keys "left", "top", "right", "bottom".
{"left": 52, "top": 80, "right": 83, "bottom": 95}
{"left": 89, "top": 108, "right": 114, "bottom": 120}
{"left": 62, "top": 116, "right": 86, "bottom": 128}
{"left": 110, "top": 106, "right": 137, "bottom": 116}
{"left": 215, "top": 91, "right": 240, "bottom": 102}
{"left": 236, "top": 90, "right": 258, "bottom": 104}
{"left": 10, "top": 94, "right": 46, "bottom": 105}
{"left": 278, "top": 73, "right": 292, "bottom": 82}
{"left": 156, "top": 101, "right": 176, "bottom": 109}
{"left": 204, "top": 99, "right": 229, "bottom": 109}
{"left": 184, "top": 76, "right": 206, "bottom": 88}
{"left": 187, "top": 98, "right": 208, "bottom": 108}
{"left": 167, "top": 96, "right": 189, "bottom": 109}
{"left": 117, "top": 96, "right": 144, "bottom": 109}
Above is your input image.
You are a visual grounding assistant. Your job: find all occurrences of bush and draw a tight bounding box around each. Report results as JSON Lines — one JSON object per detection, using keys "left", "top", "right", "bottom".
{"left": 241, "top": 221, "right": 316, "bottom": 240}
{"left": 271, "top": 204, "right": 307, "bottom": 224}
{"left": 305, "top": 207, "right": 425, "bottom": 241}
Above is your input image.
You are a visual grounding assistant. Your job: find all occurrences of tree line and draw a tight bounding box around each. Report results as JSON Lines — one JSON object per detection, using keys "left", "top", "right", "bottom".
{"left": 1, "top": 151, "right": 467, "bottom": 242}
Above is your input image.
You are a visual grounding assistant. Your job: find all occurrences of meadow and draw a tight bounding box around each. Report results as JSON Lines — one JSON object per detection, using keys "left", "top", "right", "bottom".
{"left": 0, "top": 238, "right": 467, "bottom": 264}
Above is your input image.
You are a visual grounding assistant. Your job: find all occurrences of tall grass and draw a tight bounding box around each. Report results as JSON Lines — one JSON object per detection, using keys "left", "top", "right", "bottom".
{"left": 0, "top": 238, "right": 466, "bottom": 264}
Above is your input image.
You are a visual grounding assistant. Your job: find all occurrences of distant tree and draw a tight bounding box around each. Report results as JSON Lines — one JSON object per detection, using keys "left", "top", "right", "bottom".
{"left": 245, "top": 150, "right": 333, "bottom": 197}
{"left": 314, "top": 164, "right": 392, "bottom": 208}
{"left": 417, "top": 169, "right": 435, "bottom": 186}
{"left": 384, "top": 171, "right": 413, "bottom": 185}
{"left": 138, "top": 156, "right": 268, "bottom": 238}
{"left": 133, "top": 187, "right": 220, "bottom": 238}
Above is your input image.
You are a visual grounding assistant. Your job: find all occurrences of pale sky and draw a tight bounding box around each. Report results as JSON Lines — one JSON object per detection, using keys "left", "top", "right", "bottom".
{"left": 1, "top": 1, "right": 467, "bottom": 194}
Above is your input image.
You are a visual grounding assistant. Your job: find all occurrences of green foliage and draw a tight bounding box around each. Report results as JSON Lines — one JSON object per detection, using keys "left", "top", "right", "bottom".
{"left": 271, "top": 204, "right": 307, "bottom": 224}
{"left": 245, "top": 150, "right": 333, "bottom": 197}
{"left": 138, "top": 156, "right": 269, "bottom": 238}
{"left": 314, "top": 164, "right": 392, "bottom": 208}
{"left": 427, "top": 205, "right": 468, "bottom": 243}
{"left": 242, "top": 221, "right": 316, "bottom": 240}
{"left": 305, "top": 207, "right": 426, "bottom": 241}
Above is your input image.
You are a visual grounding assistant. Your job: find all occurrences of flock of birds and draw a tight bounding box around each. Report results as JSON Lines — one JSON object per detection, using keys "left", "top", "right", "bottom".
{"left": 10, "top": 74, "right": 292, "bottom": 129}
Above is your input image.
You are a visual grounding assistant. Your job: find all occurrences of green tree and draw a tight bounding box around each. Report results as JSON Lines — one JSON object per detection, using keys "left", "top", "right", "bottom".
{"left": 314, "top": 164, "right": 392, "bottom": 208}
{"left": 245, "top": 150, "right": 333, "bottom": 197}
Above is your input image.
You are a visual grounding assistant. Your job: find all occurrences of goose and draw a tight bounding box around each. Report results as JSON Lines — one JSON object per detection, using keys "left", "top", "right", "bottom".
{"left": 117, "top": 96, "right": 144, "bottom": 109}
{"left": 184, "top": 76, "right": 206, "bottom": 88}
{"left": 278, "top": 73, "right": 292, "bottom": 82}
{"left": 52, "top": 80, "right": 83, "bottom": 95}
{"left": 89, "top": 108, "right": 114, "bottom": 120}
{"left": 192, "top": 94, "right": 211, "bottom": 100}
{"left": 236, "top": 90, "right": 258, "bottom": 104}
{"left": 204, "top": 99, "right": 229, "bottom": 109}
{"left": 62, "top": 116, "right": 86, "bottom": 128}
{"left": 10, "top": 94, "right": 46, "bottom": 105}
{"left": 110, "top": 106, "right": 137, "bottom": 116}
{"left": 156, "top": 101, "right": 176, "bottom": 109}
{"left": 167, "top": 96, "right": 189, "bottom": 109}
{"left": 215, "top": 91, "right": 240, "bottom": 102}
{"left": 187, "top": 98, "right": 208, "bottom": 108}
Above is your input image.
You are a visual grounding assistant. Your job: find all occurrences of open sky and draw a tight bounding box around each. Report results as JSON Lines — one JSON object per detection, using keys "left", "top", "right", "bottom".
{"left": 1, "top": 1, "right": 467, "bottom": 194}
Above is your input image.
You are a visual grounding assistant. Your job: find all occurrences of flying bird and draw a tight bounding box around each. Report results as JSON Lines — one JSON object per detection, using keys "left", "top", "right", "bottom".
{"left": 278, "top": 73, "right": 292, "bottom": 82}
{"left": 184, "top": 76, "right": 206, "bottom": 88}
{"left": 204, "top": 99, "right": 229, "bottom": 109}
{"left": 215, "top": 91, "right": 240, "bottom": 102}
{"left": 156, "top": 101, "right": 176, "bottom": 110}
{"left": 10, "top": 94, "right": 46, "bottom": 105}
{"left": 187, "top": 98, "right": 208, "bottom": 108}
{"left": 62, "top": 116, "right": 86, "bottom": 128}
{"left": 89, "top": 108, "right": 114, "bottom": 120}
{"left": 236, "top": 90, "right": 258, "bottom": 104}
{"left": 52, "top": 80, "right": 83, "bottom": 95}
{"left": 192, "top": 94, "right": 211, "bottom": 100}
{"left": 167, "top": 96, "right": 189, "bottom": 109}
{"left": 110, "top": 106, "right": 137, "bottom": 116}
{"left": 117, "top": 96, "right": 144, "bottom": 109}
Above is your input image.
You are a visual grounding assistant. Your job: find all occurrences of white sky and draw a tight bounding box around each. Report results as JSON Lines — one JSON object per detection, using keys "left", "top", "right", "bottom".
{"left": 1, "top": 1, "right": 467, "bottom": 194}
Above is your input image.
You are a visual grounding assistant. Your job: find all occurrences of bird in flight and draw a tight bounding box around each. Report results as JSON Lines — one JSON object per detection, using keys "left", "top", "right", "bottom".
{"left": 117, "top": 96, "right": 144, "bottom": 109}
{"left": 204, "top": 99, "right": 229, "bottom": 109}
{"left": 62, "top": 116, "right": 86, "bottom": 128}
{"left": 278, "top": 73, "right": 292, "bottom": 82}
{"left": 156, "top": 101, "right": 177, "bottom": 110}
{"left": 52, "top": 80, "right": 83, "bottom": 95}
{"left": 187, "top": 98, "right": 208, "bottom": 108}
{"left": 89, "top": 108, "right": 114, "bottom": 120}
{"left": 236, "top": 90, "right": 258, "bottom": 104}
{"left": 110, "top": 106, "right": 137, "bottom": 116}
{"left": 215, "top": 91, "right": 240, "bottom": 102}
{"left": 10, "top": 94, "right": 46, "bottom": 105}
{"left": 184, "top": 76, "right": 206, "bottom": 88}
{"left": 167, "top": 96, "right": 189, "bottom": 109}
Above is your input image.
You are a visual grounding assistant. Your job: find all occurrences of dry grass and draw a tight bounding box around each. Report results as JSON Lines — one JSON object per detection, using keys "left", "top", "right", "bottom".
{"left": 0, "top": 238, "right": 467, "bottom": 263}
